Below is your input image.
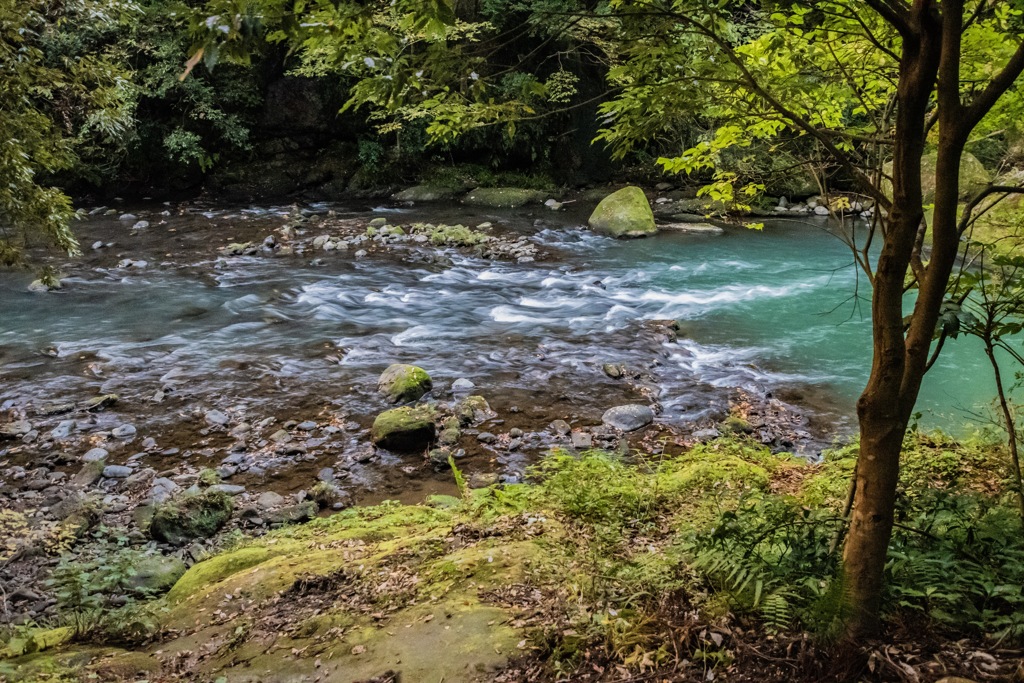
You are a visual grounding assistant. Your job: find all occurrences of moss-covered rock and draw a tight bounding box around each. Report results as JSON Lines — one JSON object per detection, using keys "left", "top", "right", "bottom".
{"left": 149, "top": 490, "right": 233, "bottom": 545}
{"left": 884, "top": 150, "right": 991, "bottom": 204}
{"left": 377, "top": 363, "right": 433, "bottom": 403}
{"left": 462, "top": 187, "right": 547, "bottom": 208}
{"left": 455, "top": 395, "right": 494, "bottom": 426}
{"left": 588, "top": 186, "right": 657, "bottom": 238}
{"left": 392, "top": 184, "right": 462, "bottom": 202}
{"left": 371, "top": 405, "right": 437, "bottom": 452}
{"left": 127, "top": 554, "right": 187, "bottom": 596}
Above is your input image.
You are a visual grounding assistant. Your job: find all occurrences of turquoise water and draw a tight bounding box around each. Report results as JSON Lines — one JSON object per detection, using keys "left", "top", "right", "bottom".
{"left": 578, "top": 218, "right": 1002, "bottom": 431}
{"left": 0, "top": 204, "right": 1009, "bottom": 438}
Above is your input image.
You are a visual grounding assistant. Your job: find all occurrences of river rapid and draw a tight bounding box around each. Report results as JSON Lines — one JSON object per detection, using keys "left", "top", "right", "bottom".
{"left": 0, "top": 199, "right": 1001, "bottom": 506}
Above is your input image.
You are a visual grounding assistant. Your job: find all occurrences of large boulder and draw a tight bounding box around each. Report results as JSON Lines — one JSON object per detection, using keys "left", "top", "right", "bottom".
{"left": 149, "top": 490, "right": 234, "bottom": 546}
{"left": 884, "top": 151, "right": 991, "bottom": 203}
{"left": 378, "top": 364, "right": 433, "bottom": 404}
{"left": 588, "top": 186, "right": 657, "bottom": 238}
{"left": 462, "top": 187, "right": 547, "bottom": 208}
{"left": 372, "top": 405, "right": 437, "bottom": 452}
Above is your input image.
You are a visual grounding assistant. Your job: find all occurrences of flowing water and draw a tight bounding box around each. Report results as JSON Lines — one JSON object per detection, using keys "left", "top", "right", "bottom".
{"left": 0, "top": 200, "right": 1004, "bottom": 496}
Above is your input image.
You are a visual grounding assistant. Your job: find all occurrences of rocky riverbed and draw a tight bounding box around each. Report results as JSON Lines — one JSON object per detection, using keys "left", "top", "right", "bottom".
{"left": 0, "top": 194, "right": 871, "bottom": 627}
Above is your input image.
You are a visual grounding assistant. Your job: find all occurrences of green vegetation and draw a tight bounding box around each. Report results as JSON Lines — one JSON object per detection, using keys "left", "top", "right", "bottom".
{"left": 5, "top": 434, "right": 1022, "bottom": 680}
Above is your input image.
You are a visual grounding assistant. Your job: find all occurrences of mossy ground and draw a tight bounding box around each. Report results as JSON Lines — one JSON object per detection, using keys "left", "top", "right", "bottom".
{"left": 3, "top": 435, "right": 1020, "bottom": 682}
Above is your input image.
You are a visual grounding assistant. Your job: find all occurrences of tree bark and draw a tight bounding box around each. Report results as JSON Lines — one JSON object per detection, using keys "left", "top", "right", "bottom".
{"left": 840, "top": 2, "right": 945, "bottom": 639}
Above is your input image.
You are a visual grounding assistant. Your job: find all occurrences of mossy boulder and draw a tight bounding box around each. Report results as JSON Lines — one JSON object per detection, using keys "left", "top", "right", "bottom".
{"left": 371, "top": 405, "right": 437, "bottom": 452}
{"left": 883, "top": 150, "right": 991, "bottom": 204}
{"left": 128, "top": 554, "right": 187, "bottom": 596}
{"left": 149, "top": 490, "right": 234, "bottom": 545}
{"left": 377, "top": 363, "right": 433, "bottom": 403}
{"left": 462, "top": 187, "right": 547, "bottom": 208}
{"left": 588, "top": 186, "right": 657, "bottom": 238}
{"left": 392, "top": 184, "right": 461, "bottom": 202}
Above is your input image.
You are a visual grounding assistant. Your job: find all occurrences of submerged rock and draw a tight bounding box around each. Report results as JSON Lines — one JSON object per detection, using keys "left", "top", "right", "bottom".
{"left": 602, "top": 404, "right": 655, "bottom": 432}
{"left": 371, "top": 405, "right": 437, "bottom": 452}
{"left": 377, "top": 364, "right": 433, "bottom": 404}
{"left": 588, "top": 186, "right": 657, "bottom": 238}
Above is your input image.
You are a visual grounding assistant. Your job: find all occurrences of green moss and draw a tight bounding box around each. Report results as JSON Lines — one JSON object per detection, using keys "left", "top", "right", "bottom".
{"left": 371, "top": 404, "right": 437, "bottom": 451}
{"left": 378, "top": 363, "right": 433, "bottom": 403}
{"left": 166, "top": 544, "right": 293, "bottom": 604}
{"left": 588, "top": 186, "right": 657, "bottom": 238}
{"left": 149, "top": 490, "right": 233, "bottom": 545}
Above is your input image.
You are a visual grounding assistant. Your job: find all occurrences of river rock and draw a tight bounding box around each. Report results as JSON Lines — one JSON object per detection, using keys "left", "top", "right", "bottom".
{"left": 0, "top": 420, "right": 32, "bottom": 439}
{"left": 83, "top": 448, "right": 109, "bottom": 462}
{"left": 208, "top": 484, "right": 246, "bottom": 496}
{"left": 49, "top": 420, "right": 76, "bottom": 439}
{"left": 451, "top": 378, "right": 475, "bottom": 392}
{"left": 204, "top": 409, "right": 230, "bottom": 426}
{"left": 571, "top": 431, "right": 593, "bottom": 450}
{"left": 550, "top": 420, "right": 571, "bottom": 435}
{"left": 602, "top": 404, "right": 655, "bottom": 431}
{"left": 149, "top": 490, "right": 234, "bottom": 545}
{"left": 392, "top": 185, "right": 461, "bottom": 202}
{"left": 72, "top": 461, "right": 105, "bottom": 489}
{"left": 84, "top": 394, "right": 118, "bottom": 411}
{"left": 27, "top": 279, "right": 58, "bottom": 293}
{"left": 132, "top": 220, "right": 150, "bottom": 230}
{"left": 371, "top": 405, "right": 437, "bottom": 452}
{"left": 456, "top": 395, "right": 494, "bottom": 426}
{"left": 588, "top": 186, "right": 657, "bottom": 238}
{"left": 377, "top": 364, "right": 433, "bottom": 403}
{"left": 128, "top": 554, "right": 187, "bottom": 596}
{"left": 112, "top": 424, "right": 137, "bottom": 438}
{"left": 257, "top": 491, "right": 286, "bottom": 509}
{"left": 102, "top": 465, "right": 133, "bottom": 479}
{"left": 265, "top": 501, "right": 318, "bottom": 526}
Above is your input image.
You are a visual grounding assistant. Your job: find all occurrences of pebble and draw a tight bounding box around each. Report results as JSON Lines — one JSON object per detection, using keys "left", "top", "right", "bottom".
{"left": 102, "top": 465, "right": 132, "bottom": 479}
{"left": 477, "top": 432, "right": 497, "bottom": 444}
{"left": 132, "top": 220, "right": 150, "bottom": 230}
{"left": 92, "top": 241, "right": 104, "bottom": 250}
{"left": 297, "top": 420, "right": 317, "bottom": 431}
{"left": 318, "top": 467, "right": 335, "bottom": 483}
{"left": 83, "top": 448, "right": 109, "bottom": 462}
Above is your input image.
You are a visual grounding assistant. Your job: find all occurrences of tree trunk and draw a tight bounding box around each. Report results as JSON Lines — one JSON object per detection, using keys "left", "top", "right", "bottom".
{"left": 840, "top": 5, "right": 946, "bottom": 639}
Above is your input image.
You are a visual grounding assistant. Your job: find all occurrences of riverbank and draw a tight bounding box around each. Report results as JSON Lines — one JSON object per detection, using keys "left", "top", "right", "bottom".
{"left": 3, "top": 433, "right": 1022, "bottom": 682}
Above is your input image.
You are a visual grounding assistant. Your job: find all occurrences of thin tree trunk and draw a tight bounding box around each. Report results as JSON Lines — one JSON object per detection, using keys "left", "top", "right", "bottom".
{"left": 984, "top": 339, "right": 1024, "bottom": 523}
{"left": 841, "top": 5, "right": 945, "bottom": 639}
